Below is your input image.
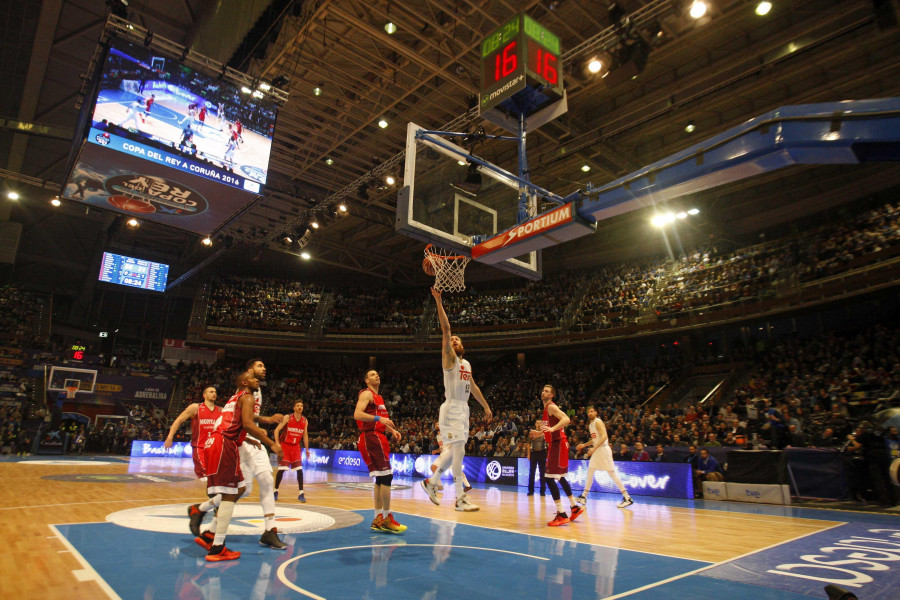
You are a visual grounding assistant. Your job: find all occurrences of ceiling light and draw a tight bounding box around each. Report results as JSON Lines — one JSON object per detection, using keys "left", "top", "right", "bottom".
{"left": 581, "top": 165, "right": 591, "bottom": 172}
{"left": 325, "top": 158, "right": 334, "bottom": 165}
{"left": 651, "top": 215, "right": 666, "bottom": 228}
{"left": 688, "top": 208, "right": 700, "bottom": 215}
{"left": 258, "top": 82, "right": 271, "bottom": 91}
{"left": 384, "top": 22, "right": 397, "bottom": 34}
{"left": 300, "top": 251, "right": 311, "bottom": 260}
{"left": 310, "top": 220, "right": 319, "bottom": 229}
{"left": 457, "top": 160, "right": 466, "bottom": 166}
{"left": 126, "top": 218, "right": 140, "bottom": 227}
{"left": 587, "top": 58, "right": 603, "bottom": 74}
{"left": 50, "top": 197, "right": 61, "bottom": 207}
{"left": 664, "top": 212, "right": 676, "bottom": 224}
{"left": 313, "top": 86, "right": 322, "bottom": 96}
{"left": 689, "top": 1, "right": 708, "bottom": 19}
{"left": 7, "top": 192, "right": 19, "bottom": 200}
{"left": 338, "top": 202, "right": 348, "bottom": 213}
{"left": 385, "top": 175, "right": 396, "bottom": 186}
{"left": 377, "top": 118, "right": 388, "bottom": 129}
{"left": 201, "top": 237, "right": 212, "bottom": 246}
{"left": 251, "top": 90, "right": 264, "bottom": 98}
{"left": 241, "top": 86, "right": 252, "bottom": 94}
{"left": 676, "top": 212, "right": 688, "bottom": 219}
{"left": 755, "top": 1, "right": 772, "bottom": 16}
{"left": 685, "top": 122, "right": 696, "bottom": 133}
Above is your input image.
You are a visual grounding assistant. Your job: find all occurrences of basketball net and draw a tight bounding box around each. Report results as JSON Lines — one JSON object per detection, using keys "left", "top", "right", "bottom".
{"left": 425, "top": 244, "right": 470, "bottom": 293}
{"left": 65, "top": 386, "right": 78, "bottom": 400}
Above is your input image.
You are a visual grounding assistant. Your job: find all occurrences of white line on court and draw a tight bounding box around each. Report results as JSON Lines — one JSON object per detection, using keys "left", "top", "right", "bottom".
{"left": 48, "top": 524, "right": 123, "bottom": 600}
{"left": 276, "top": 543, "right": 549, "bottom": 600}
{"left": 600, "top": 521, "right": 847, "bottom": 600}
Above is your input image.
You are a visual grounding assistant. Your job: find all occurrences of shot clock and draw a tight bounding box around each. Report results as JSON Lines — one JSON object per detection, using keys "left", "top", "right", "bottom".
{"left": 479, "top": 14, "right": 564, "bottom": 116}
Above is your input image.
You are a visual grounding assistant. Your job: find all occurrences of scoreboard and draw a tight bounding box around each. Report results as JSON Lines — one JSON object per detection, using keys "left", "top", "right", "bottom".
{"left": 99, "top": 252, "right": 169, "bottom": 292}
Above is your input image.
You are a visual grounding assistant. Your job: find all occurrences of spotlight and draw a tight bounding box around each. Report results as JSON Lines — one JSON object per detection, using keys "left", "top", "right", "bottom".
{"left": 689, "top": 1, "right": 708, "bottom": 19}
{"left": 581, "top": 165, "right": 591, "bottom": 172}
{"left": 384, "top": 22, "right": 397, "bottom": 34}
{"left": 313, "top": 85, "right": 323, "bottom": 96}
{"left": 258, "top": 82, "right": 271, "bottom": 91}
{"left": 651, "top": 215, "right": 666, "bottom": 228}
{"left": 143, "top": 31, "right": 153, "bottom": 47}
{"left": 676, "top": 212, "right": 687, "bottom": 219}
{"left": 685, "top": 122, "right": 696, "bottom": 133}
{"left": 687, "top": 208, "right": 700, "bottom": 215}
{"left": 385, "top": 175, "right": 396, "bottom": 186}
{"left": 126, "top": 218, "right": 140, "bottom": 227}
{"left": 7, "top": 192, "right": 19, "bottom": 200}
{"left": 252, "top": 90, "right": 264, "bottom": 98}
{"left": 378, "top": 118, "right": 388, "bottom": 129}
{"left": 755, "top": 1, "right": 772, "bottom": 16}
{"left": 280, "top": 234, "right": 293, "bottom": 246}
{"left": 457, "top": 160, "right": 466, "bottom": 166}
{"left": 325, "top": 158, "right": 334, "bottom": 165}
{"left": 50, "top": 197, "right": 61, "bottom": 207}
{"left": 241, "top": 86, "right": 252, "bottom": 94}
{"left": 338, "top": 202, "right": 348, "bottom": 213}
{"left": 300, "top": 251, "right": 311, "bottom": 260}
{"left": 201, "top": 237, "right": 212, "bottom": 246}
{"left": 587, "top": 58, "right": 603, "bottom": 73}
{"left": 310, "top": 220, "right": 319, "bottom": 229}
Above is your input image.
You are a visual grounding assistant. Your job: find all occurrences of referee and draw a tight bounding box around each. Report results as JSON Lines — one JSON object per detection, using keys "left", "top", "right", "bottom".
{"left": 526, "top": 418, "right": 547, "bottom": 496}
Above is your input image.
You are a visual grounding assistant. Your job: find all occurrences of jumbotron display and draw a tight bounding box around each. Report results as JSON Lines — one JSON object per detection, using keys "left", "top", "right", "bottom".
{"left": 63, "top": 35, "right": 280, "bottom": 234}
{"left": 99, "top": 252, "right": 169, "bottom": 292}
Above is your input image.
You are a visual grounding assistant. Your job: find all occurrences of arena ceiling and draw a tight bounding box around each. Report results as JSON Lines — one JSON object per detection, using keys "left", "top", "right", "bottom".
{"left": 2, "top": 0, "right": 900, "bottom": 295}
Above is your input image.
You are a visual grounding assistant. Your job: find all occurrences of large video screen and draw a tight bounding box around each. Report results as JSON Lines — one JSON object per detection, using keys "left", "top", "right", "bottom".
{"left": 63, "top": 36, "right": 280, "bottom": 234}
{"left": 99, "top": 252, "right": 169, "bottom": 292}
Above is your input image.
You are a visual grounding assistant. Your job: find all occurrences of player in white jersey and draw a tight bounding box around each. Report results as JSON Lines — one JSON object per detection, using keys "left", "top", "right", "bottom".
{"left": 118, "top": 100, "right": 144, "bottom": 130}
{"left": 430, "top": 430, "right": 472, "bottom": 492}
{"left": 575, "top": 405, "right": 633, "bottom": 509}
{"left": 421, "top": 288, "right": 492, "bottom": 512}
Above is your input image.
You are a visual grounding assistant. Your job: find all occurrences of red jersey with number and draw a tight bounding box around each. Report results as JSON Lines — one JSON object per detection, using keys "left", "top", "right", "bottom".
{"left": 356, "top": 388, "right": 388, "bottom": 434}
{"left": 542, "top": 401, "right": 567, "bottom": 443}
{"left": 213, "top": 390, "right": 249, "bottom": 444}
{"left": 191, "top": 403, "right": 221, "bottom": 447}
{"left": 280, "top": 414, "right": 307, "bottom": 445}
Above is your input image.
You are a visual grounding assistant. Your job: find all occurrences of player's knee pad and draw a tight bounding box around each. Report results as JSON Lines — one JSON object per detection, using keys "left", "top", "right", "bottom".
{"left": 375, "top": 474, "right": 393, "bottom": 487}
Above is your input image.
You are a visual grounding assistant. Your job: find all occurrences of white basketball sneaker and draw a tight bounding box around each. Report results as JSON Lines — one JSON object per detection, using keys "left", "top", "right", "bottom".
{"left": 617, "top": 496, "right": 634, "bottom": 509}
{"left": 421, "top": 479, "right": 440, "bottom": 506}
{"left": 455, "top": 495, "right": 479, "bottom": 512}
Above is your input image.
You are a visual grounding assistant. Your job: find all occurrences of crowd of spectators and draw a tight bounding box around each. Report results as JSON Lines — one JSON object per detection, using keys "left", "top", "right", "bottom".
{"left": 206, "top": 277, "right": 322, "bottom": 330}
{"left": 0, "top": 285, "right": 44, "bottom": 348}
{"left": 327, "top": 288, "right": 424, "bottom": 331}
{"left": 574, "top": 260, "right": 667, "bottom": 329}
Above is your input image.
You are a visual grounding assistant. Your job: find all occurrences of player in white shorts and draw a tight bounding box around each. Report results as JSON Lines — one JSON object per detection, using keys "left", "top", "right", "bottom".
{"left": 430, "top": 432, "right": 472, "bottom": 493}
{"left": 575, "top": 405, "right": 633, "bottom": 509}
{"left": 421, "top": 288, "right": 492, "bottom": 512}
{"left": 197, "top": 359, "right": 287, "bottom": 549}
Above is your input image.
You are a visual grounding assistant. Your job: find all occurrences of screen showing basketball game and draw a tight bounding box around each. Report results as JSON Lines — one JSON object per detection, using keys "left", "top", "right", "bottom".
{"left": 62, "top": 35, "right": 280, "bottom": 234}
{"left": 98, "top": 252, "right": 169, "bottom": 292}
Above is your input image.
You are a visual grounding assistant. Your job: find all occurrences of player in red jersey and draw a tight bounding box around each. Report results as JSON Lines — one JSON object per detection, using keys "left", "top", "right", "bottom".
{"left": 234, "top": 119, "right": 244, "bottom": 143}
{"left": 541, "top": 384, "right": 583, "bottom": 526}
{"left": 165, "top": 385, "right": 221, "bottom": 480}
{"left": 354, "top": 369, "right": 406, "bottom": 534}
{"left": 273, "top": 400, "right": 310, "bottom": 503}
{"left": 199, "top": 371, "right": 282, "bottom": 561}
{"left": 143, "top": 94, "right": 155, "bottom": 120}
{"left": 198, "top": 105, "right": 207, "bottom": 129}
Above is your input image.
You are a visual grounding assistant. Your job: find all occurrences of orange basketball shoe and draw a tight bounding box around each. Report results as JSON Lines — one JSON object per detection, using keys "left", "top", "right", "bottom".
{"left": 547, "top": 513, "right": 570, "bottom": 527}
{"left": 206, "top": 545, "right": 240, "bottom": 562}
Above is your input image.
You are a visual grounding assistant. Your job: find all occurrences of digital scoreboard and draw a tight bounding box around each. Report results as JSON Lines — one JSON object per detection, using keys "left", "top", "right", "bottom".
{"left": 479, "top": 14, "right": 564, "bottom": 116}
{"left": 99, "top": 252, "right": 169, "bottom": 292}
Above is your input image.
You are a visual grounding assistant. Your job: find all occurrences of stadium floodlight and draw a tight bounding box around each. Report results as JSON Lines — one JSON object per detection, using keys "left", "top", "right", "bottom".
{"left": 384, "top": 22, "right": 397, "bottom": 34}
{"left": 51, "top": 197, "right": 61, "bottom": 207}
{"left": 588, "top": 58, "right": 603, "bottom": 73}
{"left": 7, "top": 191, "right": 19, "bottom": 200}
{"left": 689, "top": 1, "right": 708, "bottom": 19}
{"left": 300, "top": 251, "right": 311, "bottom": 260}
{"left": 688, "top": 208, "right": 700, "bottom": 215}
{"left": 755, "top": 2, "right": 772, "bottom": 16}
{"left": 676, "top": 212, "right": 688, "bottom": 219}
{"left": 126, "top": 218, "right": 140, "bottom": 227}
{"left": 378, "top": 118, "right": 389, "bottom": 129}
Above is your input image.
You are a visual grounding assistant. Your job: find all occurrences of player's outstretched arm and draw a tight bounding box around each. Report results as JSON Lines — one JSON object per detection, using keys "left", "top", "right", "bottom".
{"left": 164, "top": 403, "right": 198, "bottom": 447}
{"left": 354, "top": 391, "right": 396, "bottom": 430}
{"left": 470, "top": 380, "right": 492, "bottom": 422}
{"left": 431, "top": 288, "right": 455, "bottom": 370}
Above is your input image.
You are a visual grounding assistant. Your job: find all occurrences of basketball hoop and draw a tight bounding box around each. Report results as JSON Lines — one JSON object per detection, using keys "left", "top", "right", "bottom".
{"left": 424, "top": 244, "right": 470, "bottom": 293}
{"left": 64, "top": 385, "right": 79, "bottom": 400}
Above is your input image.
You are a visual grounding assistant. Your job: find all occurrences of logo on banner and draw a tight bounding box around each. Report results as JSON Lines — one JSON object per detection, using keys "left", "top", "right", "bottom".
{"left": 486, "top": 461, "right": 502, "bottom": 481}
{"left": 240, "top": 165, "right": 267, "bottom": 182}
{"left": 104, "top": 174, "right": 208, "bottom": 217}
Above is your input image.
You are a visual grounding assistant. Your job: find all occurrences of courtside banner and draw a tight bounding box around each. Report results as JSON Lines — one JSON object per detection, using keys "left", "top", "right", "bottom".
{"left": 131, "top": 440, "right": 192, "bottom": 458}
{"left": 518, "top": 458, "right": 693, "bottom": 499}
{"left": 471, "top": 201, "right": 596, "bottom": 263}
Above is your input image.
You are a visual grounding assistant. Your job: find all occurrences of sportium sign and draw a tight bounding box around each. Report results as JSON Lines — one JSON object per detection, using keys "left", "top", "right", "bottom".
{"left": 471, "top": 201, "right": 596, "bottom": 263}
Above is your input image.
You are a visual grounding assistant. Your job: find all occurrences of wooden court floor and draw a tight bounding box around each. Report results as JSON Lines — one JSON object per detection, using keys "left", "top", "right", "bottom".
{"left": 0, "top": 456, "right": 849, "bottom": 599}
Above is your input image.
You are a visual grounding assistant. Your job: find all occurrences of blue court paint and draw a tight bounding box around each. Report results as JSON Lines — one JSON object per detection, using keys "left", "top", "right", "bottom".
{"left": 55, "top": 511, "right": 706, "bottom": 599}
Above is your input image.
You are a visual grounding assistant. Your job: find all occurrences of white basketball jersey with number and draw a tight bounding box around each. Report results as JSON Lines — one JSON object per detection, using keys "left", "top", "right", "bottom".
{"left": 443, "top": 355, "right": 472, "bottom": 402}
{"left": 252, "top": 387, "right": 263, "bottom": 416}
{"left": 589, "top": 418, "right": 608, "bottom": 448}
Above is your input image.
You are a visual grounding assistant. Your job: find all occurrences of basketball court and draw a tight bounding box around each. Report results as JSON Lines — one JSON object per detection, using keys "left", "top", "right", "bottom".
{"left": 3, "top": 454, "right": 896, "bottom": 600}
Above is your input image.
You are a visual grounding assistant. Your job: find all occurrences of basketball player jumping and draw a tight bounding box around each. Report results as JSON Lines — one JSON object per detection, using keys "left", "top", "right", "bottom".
{"left": 201, "top": 371, "right": 282, "bottom": 561}
{"left": 576, "top": 405, "right": 633, "bottom": 509}
{"left": 541, "top": 384, "right": 584, "bottom": 526}
{"left": 273, "top": 400, "right": 310, "bottom": 503}
{"left": 354, "top": 369, "right": 406, "bottom": 533}
{"left": 421, "top": 288, "right": 492, "bottom": 512}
